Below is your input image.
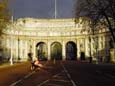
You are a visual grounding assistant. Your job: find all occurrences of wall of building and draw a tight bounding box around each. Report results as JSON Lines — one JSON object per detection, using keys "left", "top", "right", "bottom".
{"left": 1, "top": 18, "right": 112, "bottom": 62}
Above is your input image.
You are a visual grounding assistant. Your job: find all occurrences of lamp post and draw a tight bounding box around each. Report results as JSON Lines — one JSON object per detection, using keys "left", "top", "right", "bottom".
{"left": 54, "top": 0, "right": 57, "bottom": 19}
{"left": 10, "top": 36, "right": 13, "bottom": 65}
{"left": 17, "top": 27, "right": 20, "bottom": 62}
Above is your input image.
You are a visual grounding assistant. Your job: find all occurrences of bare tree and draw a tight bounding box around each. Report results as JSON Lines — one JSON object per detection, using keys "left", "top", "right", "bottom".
{"left": 75, "top": 0, "right": 115, "bottom": 45}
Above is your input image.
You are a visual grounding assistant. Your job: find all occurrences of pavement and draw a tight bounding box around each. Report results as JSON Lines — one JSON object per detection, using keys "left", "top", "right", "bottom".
{"left": 0, "top": 61, "right": 28, "bottom": 69}
{"left": 0, "top": 62, "right": 14, "bottom": 68}
{"left": 0, "top": 60, "right": 115, "bottom": 68}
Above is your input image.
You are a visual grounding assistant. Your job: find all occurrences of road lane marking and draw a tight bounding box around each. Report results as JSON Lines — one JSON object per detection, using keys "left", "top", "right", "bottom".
{"left": 37, "top": 72, "right": 64, "bottom": 86}
{"left": 53, "top": 72, "right": 63, "bottom": 77}
{"left": 37, "top": 62, "right": 77, "bottom": 86}
{"left": 24, "top": 71, "right": 35, "bottom": 79}
{"left": 71, "top": 80, "right": 78, "bottom": 86}
{"left": 10, "top": 61, "right": 49, "bottom": 86}
{"left": 61, "top": 63, "right": 78, "bottom": 86}
{"left": 67, "top": 73, "right": 71, "bottom": 79}
{"left": 10, "top": 71, "right": 35, "bottom": 86}
{"left": 37, "top": 79, "right": 49, "bottom": 86}
{"left": 47, "top": 83, "right": 64, "bottom": 86}
{"left": 52, "top": 79, "right": 71, "bottom": 82}
{"left": 53, "top": 75, "right": 68, "bottom": 79}
{"left": 105, "top": 73, "right": 115, "bottom": 78}
{"left": 96, "top": 70, "right": 115, "bottom": 79}
{"left": 37, "top": 72, "right": 61, "bottom": 86}
{"left": 10, "top": 79, "right": 22, "bottom": 86}
{"left": 96, "top": 70, "right": 102, "bottom": 74}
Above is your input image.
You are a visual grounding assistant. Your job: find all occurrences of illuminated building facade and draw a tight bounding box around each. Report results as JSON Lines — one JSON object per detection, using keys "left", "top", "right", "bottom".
{"left": 0, "top": 18, "right": 114, "bottom": 62}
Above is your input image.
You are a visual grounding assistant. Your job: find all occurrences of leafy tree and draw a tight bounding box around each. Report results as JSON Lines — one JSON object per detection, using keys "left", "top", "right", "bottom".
{"left": 0, "top": 0, "right": 10, "bottom": 61}
{"left": 75, "top": 0, "right": 115, "bottom": 46}
{"left": 0, "top": 0, "right": 10, "bottom": 36}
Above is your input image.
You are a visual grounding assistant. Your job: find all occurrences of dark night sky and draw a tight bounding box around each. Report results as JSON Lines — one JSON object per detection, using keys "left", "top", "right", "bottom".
{"left": 9, "top": 0, "right": 75, "bottom": 19}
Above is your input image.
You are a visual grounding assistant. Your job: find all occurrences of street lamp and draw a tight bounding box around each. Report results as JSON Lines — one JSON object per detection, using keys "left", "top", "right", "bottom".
{"left": 10, "top": 35, "right": 13, "bottom": 65}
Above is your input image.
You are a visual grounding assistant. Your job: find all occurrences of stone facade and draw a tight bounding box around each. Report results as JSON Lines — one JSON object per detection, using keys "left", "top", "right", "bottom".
{"left": 0, "top": 18, "right": 113, "bottom": 62}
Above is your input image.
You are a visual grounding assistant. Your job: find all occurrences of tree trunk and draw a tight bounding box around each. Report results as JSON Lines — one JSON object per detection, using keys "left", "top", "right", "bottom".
{"left": 103, "top": 12, "right": 115, "bottom": 48}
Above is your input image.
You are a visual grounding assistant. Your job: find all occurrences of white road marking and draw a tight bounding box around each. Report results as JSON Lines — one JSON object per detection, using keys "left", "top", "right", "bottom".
{"left": 96, "top": 70, "right": 102, "bottom": 74}
{"left": 53, "top": 73, "right": 61, "bottom": 77}
{"left": 10, "top": 71, "right": 35, "bottom": 86}
{"left": 71, "top": 80, "right": 78, "bottom": 86}
{"left": 37, "top": 62, "right": 78, "bottom": 86}
{"left": 10, "top": 79, "right": 22, "bottom": 86}
{"left": 37, "top": 79, "right": 49, "bottom": 86}
{"left": 46, "top": 83, "right": 64, "bottom": 86}
{"left": 105, "top": 73, "right": 115, "bottom": 78}
{"left": 52, "top": 79, "right": 71, "bottom": 82}
{"left": 37, "top": 71, "right": 65, "bottom": 86}
{"left": 67, "top": 74, "right": 71, "bottom": 79}
{"left": 53, "top": 74, "right": 68, "bottom": 79}
{"left": 37, "top": 72, "right": 62, "bottom": 86}
{"left": 96, "top": 70, "right": 115, "bottom": 79}
{"left": 10, "top": 61, "right": 49, "bottom": 86}
{"left": 24, "top": 71, "right": 35, "bottom": 79}
{"left": 61, "top": 63, "right": 78, "bottom": 86}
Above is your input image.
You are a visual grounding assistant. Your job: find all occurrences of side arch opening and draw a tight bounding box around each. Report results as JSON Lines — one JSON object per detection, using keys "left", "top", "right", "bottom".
{"left": 36, "top": 42, "right": 47, "bottom": 61}
{"left": 66, "top": 41, "right": 77, "bottom": 60}
{"left": 51, "top": 42, "right": 62, "bottom": 60}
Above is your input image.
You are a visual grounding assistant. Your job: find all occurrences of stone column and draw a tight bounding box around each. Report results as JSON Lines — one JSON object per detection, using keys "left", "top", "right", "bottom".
{"left": 62, "top": 41, "right": 66, "bottom": 60}
{"left": 77, "top": 39, "right": 80, "bottom": 59}
{"left": 85, "top": 37, "right": 89, "bottom": 57}
{"left": 48, "top": 41, "right": 51, "bottom": 60}
{"left": 16, "top": 39, "right": 18, "bottom": 60}
{"left": 33, "top": 40, "right": 36, "bottom": 60}
{"left": 25, "top": 40, "right": 28, "bottom": 59}
{"left": 20, "top": 40, "right": 22, "bottom": 60}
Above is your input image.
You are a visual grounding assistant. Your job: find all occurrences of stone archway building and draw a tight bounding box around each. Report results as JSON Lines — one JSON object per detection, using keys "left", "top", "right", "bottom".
{"left": 1, "top": 18, "right": 113, "bottom": 61}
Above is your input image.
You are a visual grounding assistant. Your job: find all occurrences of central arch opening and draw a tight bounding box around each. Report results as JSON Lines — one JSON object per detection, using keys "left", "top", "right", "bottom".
{"left": 36, "top": 42, "right": 47, "bottom": 60}
{"left": 66, "top": 41, "right": 77, "bottom": 60}
{"left": 51, "top": 42, "right": 62, "bottom": 60}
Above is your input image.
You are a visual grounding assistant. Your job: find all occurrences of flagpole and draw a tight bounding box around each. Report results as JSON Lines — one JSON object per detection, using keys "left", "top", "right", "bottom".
{"left": 11, "top": 16, "right": 13, "bottom": 23}
{"left": 55, "top": 0, "right": 57, "bottom": 19}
